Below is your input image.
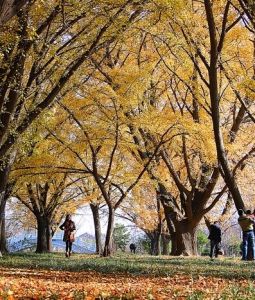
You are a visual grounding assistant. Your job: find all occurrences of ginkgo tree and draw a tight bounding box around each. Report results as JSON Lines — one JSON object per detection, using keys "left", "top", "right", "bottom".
{"left": 42, "top": 93, "right": 171, "bottom": 256}
{"left": 120, "top": 179, "right": 170, "bottom": 255}
{"left": 0, "top": 0, "right": 148, "bottom": 252}
{"left": 11, "top": 125, "right": 85, "bottom": 253}
{"left": 154, "top": 0, "right": 255, "bottom": 254}
{"left": 78, "top": 25, "right": 221, "bottom": 255}
{"left": 87, "top": 0, "right": 255, "bottom": 255}
{"left": 2, "top": 0, "right": 255, "bottom": 258}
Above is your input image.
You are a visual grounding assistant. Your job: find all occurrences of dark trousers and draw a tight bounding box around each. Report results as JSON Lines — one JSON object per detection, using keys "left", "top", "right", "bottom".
{"left": 242, "top": 231, "right": 255, "bottom": 260}
{"left": 210, "top": 240, "right": 221, "bottom": 258}
{"left": 66, "top": 240, "right": 73, "bottom": 253}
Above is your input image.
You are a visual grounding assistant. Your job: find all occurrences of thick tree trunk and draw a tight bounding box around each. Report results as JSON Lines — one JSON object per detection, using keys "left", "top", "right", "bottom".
{"left": 150, "top": 237, "right": 157, "bottom": 255}
{"left": 162, "top": 233, "right": 170, "bottom": 255}
{"left": 148, "top": 231, "right": 161, "bottom": 256}
{"left": 103, "top": 206, "right": 115, "bottom": 257}
{"left": 0, "top": 0, "right": 28, "bottom": 26}
{"left": 170, "top": 232, "right": 178, "bottom": 255}
{"left": 46, "top": 223, "right": 52, "bottom": 252}
{"left": 36, "top": 216, "right": 51, "bottom": 253}
{"left": 90, "top": 203, "right": 103, "bottom": 255}
{"left": 158, "top": 183, "right": 200, "bottom": 256}
{"left": 159, "top": 197, "right": 198, "bottom": 255}
{"left": 153, "top": 233, "right": 161, "bottom": 255}
{"left": 172, "top": 220, "right": 198, "bottom": 256}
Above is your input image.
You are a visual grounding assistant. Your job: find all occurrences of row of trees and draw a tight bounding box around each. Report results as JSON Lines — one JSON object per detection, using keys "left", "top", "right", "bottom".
{"left": 0, "top": 0, "right": 255, "bottom": 256}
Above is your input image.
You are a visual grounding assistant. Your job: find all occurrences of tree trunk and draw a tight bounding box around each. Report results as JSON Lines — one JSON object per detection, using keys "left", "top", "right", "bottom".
{"left": 149, "top": 231, "right": 161, "bottom": 255}
{"left": 150, "top": 237, "right": 157, "bottom": 255}
{"left": 46, "top": 223, "right": 52, "bottom": 252}
{"left": 170, "top": 232, "right": 178, "bottom": 255}
{"left": 155, "top": 197, "right": 162, "bottom": 256}
{"left": 162, "top": 233, "right": 170, "bottom": 255}
{"left": 173, "top": 220, "right": 198, "bottom": 256}
{"left": 90, "top": 203, "right": 103, "bottom": 255}
{"left": 103, "top": 205, "right": 115, "bottom": 257}
{"left": 0, "top": 199, "right": 7, "bottom": 253}
{"left": 158, "top": 184, "right": 199, "bottom": 256}
{"left": 0, "top": 157, "right": 13, "bottom": 254}
{"left": 0, "top": 0, "right": 28, "bottom": 26}
{"left": 204, "top": 0, "right": 245, "bottom": 210}
{"left": 36, "top": 216, "right": 51, "bottom": 253}
{"left": 154, "top": 232, "right": 161, "bottom": 255}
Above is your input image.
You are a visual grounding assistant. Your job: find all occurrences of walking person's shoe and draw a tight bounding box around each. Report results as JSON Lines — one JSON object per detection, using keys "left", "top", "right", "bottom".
{"left": 65, "top": 252, "right": 69, "bottom": 258}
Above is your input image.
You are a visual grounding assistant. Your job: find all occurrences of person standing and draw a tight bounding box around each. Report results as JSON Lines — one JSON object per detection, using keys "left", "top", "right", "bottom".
{"left": 129, "top": 243, "right": 136, "bottom": 254}
{"left": 208, "top": 221, "right": 222, "bottom": 259}
{"left": 60, "top": 214, "right": 76, "bottom": 257}
{"left": 238, "top": 209, "right": 255, "bottom": 261}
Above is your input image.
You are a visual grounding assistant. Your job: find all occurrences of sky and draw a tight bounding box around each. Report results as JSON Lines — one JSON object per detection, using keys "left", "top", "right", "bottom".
{"left": 71, "top": 206, "right": 143, "bottom": 242}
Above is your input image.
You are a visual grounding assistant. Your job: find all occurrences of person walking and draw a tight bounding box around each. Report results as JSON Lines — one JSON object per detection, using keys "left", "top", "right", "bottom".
{"left": 60, "top": 214, "right": 76, "bottom": 257}
{"left": 246, "top": 209, "right": 255, "bottom": 260}
{"left": 238, "top": 209, "right": 255, "bottom": 261}
{"left": 208, "top": 221, "right": 222, "bottom": 259}
{"left": 129, "top": 243, "right": 136, "bottom": 254}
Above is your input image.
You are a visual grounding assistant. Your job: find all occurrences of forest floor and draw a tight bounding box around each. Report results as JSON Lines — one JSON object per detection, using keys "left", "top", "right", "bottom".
{"left": 0, "top": 253, "right": 255, "bottom": 299}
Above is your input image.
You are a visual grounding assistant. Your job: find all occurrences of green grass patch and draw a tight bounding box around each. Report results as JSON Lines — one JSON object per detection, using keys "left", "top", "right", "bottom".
{"left": 0, "top": 252, "right": 254, "bottom": 280}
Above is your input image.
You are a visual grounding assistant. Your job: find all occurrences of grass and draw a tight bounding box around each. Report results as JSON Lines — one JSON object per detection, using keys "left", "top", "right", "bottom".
{"left": 0, "top": 252, "right": 255, "bottom": 280}
{"left": 1, "top": 253, "right": 255, "bottom": 298}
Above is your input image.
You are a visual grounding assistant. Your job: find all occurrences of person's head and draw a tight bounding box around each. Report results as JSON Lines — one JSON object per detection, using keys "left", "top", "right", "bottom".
{"left": 238, "top": 209, "right": 244, "bottom": 216}
{"left": 246, "top": 209, "right": 252, "bottom": 215}
{"left": 65, "top": 214, "right": 71, "bottom": 221}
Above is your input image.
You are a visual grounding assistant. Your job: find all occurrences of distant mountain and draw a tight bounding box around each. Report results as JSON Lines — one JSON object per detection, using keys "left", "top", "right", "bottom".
{"left": 8, "top": 232, "right": 97, "bottom": 253}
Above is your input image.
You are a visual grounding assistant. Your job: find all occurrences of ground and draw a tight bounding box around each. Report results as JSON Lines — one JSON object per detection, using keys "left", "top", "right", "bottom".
{"left": 0, "top": 253, "right": 255, "bottom": 299}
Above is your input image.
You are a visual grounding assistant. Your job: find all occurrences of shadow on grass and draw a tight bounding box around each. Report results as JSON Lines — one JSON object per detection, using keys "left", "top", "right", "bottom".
{"left": 0, "top": 253, "right": 255, "bottom": 280}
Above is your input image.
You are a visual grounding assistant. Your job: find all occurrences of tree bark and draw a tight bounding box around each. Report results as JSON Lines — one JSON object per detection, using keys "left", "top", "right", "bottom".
{"left": 163, "top": 214, "right": 198, "bottom": 256}
{"left": 162, "top": 233, "right": 170, "bottom": 255}
{"left": 150, "top": 237, "right": 157, "bottom": 255}
{"left": 150, "top": 232, "right": 161, "bottom": 255}
{"left": 36, "top": 216, "right": 51, "bottom": 253}
{"left": 0, "top": 0, "right": 28, "bottom": 26}
{"left": 0, "top": 199, "right": 7, "bottom": 253}
{"left": 146, "top": 230, "right": 161, "bottom": 255}
{"left": 103, "top": 205, "right": 115, "bottom": 257}
{"left": 0, "top": 157, "right": 13, "bottom": 253}
{"left": 173, "top": 220, "right": 198, "bottom": 256}
{"left": 204, "top": 0, "right": 245, "bottom": 210}
{"left": 170, "top": 232, "right": 178, "bottom": 255}
{"left": 90, "top": 203, "right": 103, "bottom": 255}
{"left": 46, "top": 222, "right": 52, "bottom": 252}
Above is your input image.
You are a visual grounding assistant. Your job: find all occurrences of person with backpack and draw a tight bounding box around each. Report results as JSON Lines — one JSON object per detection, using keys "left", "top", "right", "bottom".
{"left": 59, "top": 214, "right": 76, "bottom": 258}
{"left": 208, "top": 221, "right": 222, "bottom": 259}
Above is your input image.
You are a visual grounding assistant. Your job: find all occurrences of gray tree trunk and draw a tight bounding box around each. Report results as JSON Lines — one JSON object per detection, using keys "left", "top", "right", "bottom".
{"left": 90, "top": 203, "right": 103, "bottom": 255}
{"left": 103, "top": 205, "right": 115, "bottom": 257}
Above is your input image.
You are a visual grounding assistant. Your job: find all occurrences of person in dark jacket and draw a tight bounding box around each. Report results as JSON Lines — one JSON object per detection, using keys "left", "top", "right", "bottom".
{"left": 129, "top": 243, "right": 136, "bottom": 254}
{"left": 208, "top": 221, "right": 222, "bottom": 259}
{"left": 59, "top": 214, "right": 76, "bottom": 257}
